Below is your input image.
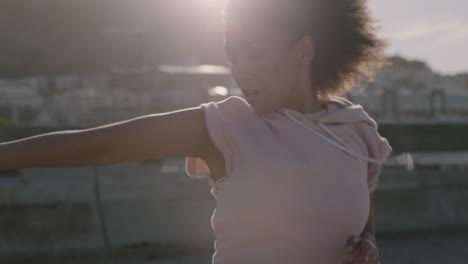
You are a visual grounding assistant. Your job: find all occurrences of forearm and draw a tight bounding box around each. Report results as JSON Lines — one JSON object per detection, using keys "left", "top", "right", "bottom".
{"left": 361, "top": 192, "right": 377, "bottom": 243}
{"left": 0, "top": 129, "right": 110, "bottom": 170}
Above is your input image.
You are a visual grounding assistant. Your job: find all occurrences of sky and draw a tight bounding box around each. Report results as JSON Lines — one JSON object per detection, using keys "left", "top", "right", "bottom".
{"left": 368, "top": 0, "right": 468, "bottom": 75}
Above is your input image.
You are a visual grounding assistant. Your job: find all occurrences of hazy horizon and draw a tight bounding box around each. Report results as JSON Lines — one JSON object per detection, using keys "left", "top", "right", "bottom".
{"left": 369, "top": 0, "right": 468, "bottom": 75}
{"left": 0, "top": 0, "right": 465, "bottom": 77}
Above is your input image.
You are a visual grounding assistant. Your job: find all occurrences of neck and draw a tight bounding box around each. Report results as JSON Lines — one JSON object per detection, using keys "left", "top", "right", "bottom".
{"left": 288, "top": 67, "right": 324, "bottom": 115}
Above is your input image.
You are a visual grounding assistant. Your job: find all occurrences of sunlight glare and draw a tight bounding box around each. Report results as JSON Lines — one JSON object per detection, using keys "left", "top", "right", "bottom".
{"left": 209, "top": 86, "right": 229, "bottom": 96}
{"left": 196, "top": 0, "right": 219, "bottom": 8}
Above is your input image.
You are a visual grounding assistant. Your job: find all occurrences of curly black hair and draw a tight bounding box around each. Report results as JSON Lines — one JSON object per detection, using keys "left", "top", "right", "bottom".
{"left": 222, "top": 0, "right": 390, "bottom": 102}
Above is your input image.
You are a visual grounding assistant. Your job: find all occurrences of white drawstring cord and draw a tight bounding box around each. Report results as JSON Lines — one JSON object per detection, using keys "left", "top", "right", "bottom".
{"left": 283, "top": 109, "right": 385, "bottom": 167}
{"left": 285, "top": 109, "right": 386, "bottom": 264}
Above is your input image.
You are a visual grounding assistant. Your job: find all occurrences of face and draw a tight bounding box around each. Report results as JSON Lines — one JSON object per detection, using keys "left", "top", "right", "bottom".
{"left": 224, "top": 20, "right": 306, "bottom": 115}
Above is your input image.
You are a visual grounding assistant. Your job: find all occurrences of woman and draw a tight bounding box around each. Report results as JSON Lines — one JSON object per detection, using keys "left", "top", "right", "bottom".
{"left": 0, "top": 0, "right": 391, "bottom": 263}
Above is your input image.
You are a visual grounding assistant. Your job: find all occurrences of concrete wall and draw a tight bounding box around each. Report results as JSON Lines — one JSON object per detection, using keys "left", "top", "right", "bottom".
{"left": 1, "top": 160, "right": 467, "bottom": 257}
{"left": 0, "top": 160, "right": 215, "bottom": 256}
{"left": 376, "top": 170, "right": 468, "bottom": 233}
{"left": 0, "top": 167, "right": 105, "bottom": 255}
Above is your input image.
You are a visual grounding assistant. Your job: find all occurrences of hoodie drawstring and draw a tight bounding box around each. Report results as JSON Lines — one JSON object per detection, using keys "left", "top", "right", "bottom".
{"left": 283, "top": 109, "right": 386, "bottom": 169}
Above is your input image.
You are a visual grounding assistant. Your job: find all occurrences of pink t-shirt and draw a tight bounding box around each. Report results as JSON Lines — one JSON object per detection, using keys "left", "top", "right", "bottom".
{"left": 186, "top": 95, "right": 392, "bottom": 264}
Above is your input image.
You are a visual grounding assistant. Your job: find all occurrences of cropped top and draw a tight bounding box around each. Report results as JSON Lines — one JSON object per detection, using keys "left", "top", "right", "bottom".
{"left": 185, "top": 96, "right": 392, "bottom": 264}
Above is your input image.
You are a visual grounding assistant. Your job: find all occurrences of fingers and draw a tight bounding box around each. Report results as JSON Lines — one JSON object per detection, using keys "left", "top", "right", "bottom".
{"left": 369, "top": 253, "right": 380, "bottom": 264}
{"left": 343, "top": 235, "right": 380, "bottom": 264}
{"left": 344, "top": 235, "right": 361, "bottom": 253}
{"left": 343, "top": 235, "right": 362, "bottom": 264}
{"left": 362, "top": 237, "right": 380, "bottom": 264}
{"left": 355, "top": 245, "right": 375, "bottom": 264}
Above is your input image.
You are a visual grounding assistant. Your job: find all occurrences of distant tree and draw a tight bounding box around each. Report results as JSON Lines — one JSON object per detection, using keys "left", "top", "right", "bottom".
{"left": 388, "top": 56, "right": 432, "bottom": 72}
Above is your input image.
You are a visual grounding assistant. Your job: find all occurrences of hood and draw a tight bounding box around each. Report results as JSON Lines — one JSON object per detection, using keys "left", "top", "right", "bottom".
{"left": 280, "top": 96, "right": 393, "bottom": 192}
{"left": 292, "top": 96, "right": 380, "bottom": 127}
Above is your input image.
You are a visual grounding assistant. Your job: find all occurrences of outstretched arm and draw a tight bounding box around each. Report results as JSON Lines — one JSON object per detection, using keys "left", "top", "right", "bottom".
{"left": 0, "top": 106, "right": 211, "bottom": 170}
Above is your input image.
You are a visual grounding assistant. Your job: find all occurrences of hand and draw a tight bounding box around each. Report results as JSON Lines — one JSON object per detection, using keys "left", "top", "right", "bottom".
{"left": 342, "top": 234, "right": 380, "bottom": 264}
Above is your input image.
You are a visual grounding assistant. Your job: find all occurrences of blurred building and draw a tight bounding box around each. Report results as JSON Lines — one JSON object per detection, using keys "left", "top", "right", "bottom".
{"left": 0, "top": 56, "right": 467, "bottom": 128}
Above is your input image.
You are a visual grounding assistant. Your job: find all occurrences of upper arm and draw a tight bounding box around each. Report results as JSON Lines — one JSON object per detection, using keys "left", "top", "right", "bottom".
{"left": 81, "top": 106, "right": 214, "bottom": 165}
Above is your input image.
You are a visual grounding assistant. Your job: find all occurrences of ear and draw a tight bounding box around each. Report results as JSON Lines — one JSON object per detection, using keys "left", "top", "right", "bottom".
{"left": 296, "top": 35, "right": 315, "bottom": 66}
